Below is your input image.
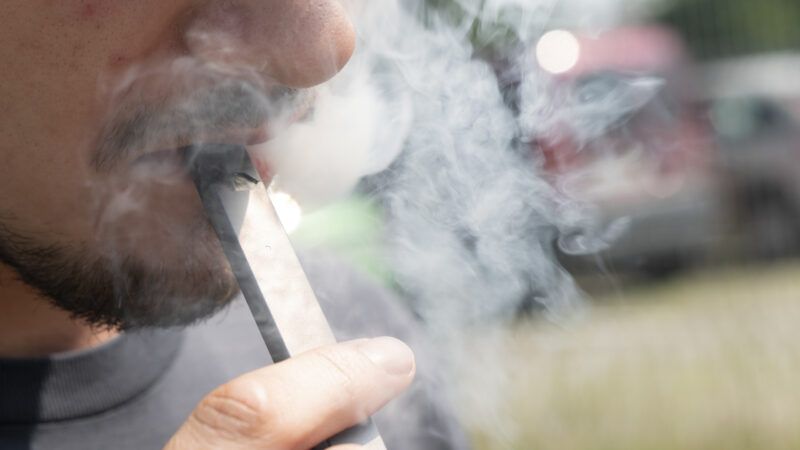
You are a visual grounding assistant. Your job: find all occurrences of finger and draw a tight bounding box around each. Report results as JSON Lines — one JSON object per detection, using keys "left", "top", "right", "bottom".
{"left": 164, "top": 337, "right": 415, "bottom": 450}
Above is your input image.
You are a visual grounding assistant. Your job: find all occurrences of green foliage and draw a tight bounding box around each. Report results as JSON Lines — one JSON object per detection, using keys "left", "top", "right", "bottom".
{"left": 659, "top": 0, "right": 800, "bottom": 59}
{"left": 413, "top": 0, "right": 526, "bottom": 54}
{"left": 292, "top": 197, "right": 393, "bottom": 285}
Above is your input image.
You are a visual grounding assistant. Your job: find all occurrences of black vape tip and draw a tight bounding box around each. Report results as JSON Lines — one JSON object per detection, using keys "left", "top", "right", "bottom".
{"left": 185, "top": 144, "right": 257, "bottom": 188}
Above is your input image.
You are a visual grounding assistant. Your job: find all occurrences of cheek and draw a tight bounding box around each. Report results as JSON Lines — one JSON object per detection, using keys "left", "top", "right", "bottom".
{"left": 76, "top": 1, "right": 108, "bottom": 20}
{"left": 0, "top": 145, "right": 96, "bottom": 245}
{"left": 68, "top": 0, "right": 125, "bottom": 22}
{"left": 0, "top": 0, "right": 189, "bottom": 244}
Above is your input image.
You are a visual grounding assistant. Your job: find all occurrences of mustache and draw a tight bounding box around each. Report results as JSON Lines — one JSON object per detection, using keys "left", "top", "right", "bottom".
{"left": 92, "top": 80, "right": 303, "bottom": 172}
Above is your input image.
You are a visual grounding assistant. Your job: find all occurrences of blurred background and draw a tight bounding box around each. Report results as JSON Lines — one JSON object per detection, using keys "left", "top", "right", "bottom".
{"left": 279, "top": 0, "right": 800, "bottom": 448}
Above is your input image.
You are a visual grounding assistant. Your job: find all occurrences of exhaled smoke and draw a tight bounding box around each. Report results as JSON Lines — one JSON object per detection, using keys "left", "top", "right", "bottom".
{"left": 520, "top": 73, "right": 664, "bottom": 148}
{"left": 263, "top": 0, "right": 642, "bottom": 325}
{"left": 257, "top": 1, "right": 666, "bottom": 438}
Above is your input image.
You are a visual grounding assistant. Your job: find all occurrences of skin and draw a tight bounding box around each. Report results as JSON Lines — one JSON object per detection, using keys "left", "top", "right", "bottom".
{"left": 0, "top": 1, "right": 415, "bottom": 447}
{"left": 0, "top": 0, "right": 358, "bottom": 351}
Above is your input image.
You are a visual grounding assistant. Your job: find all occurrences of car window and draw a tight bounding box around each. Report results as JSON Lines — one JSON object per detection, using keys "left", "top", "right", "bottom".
{"left": 712, "top": 97, "right": 791, "bottom": 143}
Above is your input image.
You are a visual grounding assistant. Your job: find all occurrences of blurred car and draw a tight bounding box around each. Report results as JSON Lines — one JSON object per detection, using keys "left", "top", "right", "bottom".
{"left": 532, "top": 26, "right": 726, "bottom": 276}
{"left": 701, "top": 54, "right": 800, "bottom": 259}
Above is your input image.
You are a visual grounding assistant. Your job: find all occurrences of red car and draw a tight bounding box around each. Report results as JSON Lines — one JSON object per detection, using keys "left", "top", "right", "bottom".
{"left": 531, "top": 26, "right": 725, "bottom": 275}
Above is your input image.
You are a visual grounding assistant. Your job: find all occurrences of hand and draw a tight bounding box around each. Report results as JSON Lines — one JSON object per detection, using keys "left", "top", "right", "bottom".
{"left": 164, "top": 337, "right": 415, "bottom": 450}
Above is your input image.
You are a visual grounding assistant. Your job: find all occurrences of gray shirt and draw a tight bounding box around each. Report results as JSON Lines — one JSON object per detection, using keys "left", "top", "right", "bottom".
{"left": 0, "top": 252, "right": 470, "bottom": 450}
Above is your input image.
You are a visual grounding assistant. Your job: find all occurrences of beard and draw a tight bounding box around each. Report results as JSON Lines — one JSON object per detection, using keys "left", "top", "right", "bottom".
{"left": 0, "top": 67, "right": 298, "bottom": 330}
{"left": 0, "top": 212, "right": 240, "bottom": 330}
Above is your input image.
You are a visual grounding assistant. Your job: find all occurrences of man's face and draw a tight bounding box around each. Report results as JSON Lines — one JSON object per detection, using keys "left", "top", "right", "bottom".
{"left": 0, "top": 1, "right": 354, "bottom": 328}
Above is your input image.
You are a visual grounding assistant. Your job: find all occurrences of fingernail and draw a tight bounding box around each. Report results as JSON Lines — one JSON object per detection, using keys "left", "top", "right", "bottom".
{"left": 358, "top": 337, "right": 415, "bottom": 376}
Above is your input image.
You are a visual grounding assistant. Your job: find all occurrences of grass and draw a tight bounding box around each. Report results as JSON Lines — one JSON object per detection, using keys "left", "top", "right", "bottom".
{"left": 466, "top": 261, "right": 800, "bottom": 450}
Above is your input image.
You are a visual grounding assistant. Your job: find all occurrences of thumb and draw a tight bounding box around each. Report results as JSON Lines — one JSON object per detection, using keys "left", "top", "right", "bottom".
{"left": 164, "top": 337, "right": 415, "bottom": 450}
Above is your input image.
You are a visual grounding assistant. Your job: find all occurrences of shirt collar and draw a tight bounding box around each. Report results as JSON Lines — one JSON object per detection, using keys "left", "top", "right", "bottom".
{"left": 0, "top": 328, "right": 183, "bottom": 424}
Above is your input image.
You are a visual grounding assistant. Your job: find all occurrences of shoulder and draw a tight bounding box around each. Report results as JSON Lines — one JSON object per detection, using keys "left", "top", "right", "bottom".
{"left": 298, "top": 250, "right": 473, "bottom": 450}
{"left": 298, "top": 249, "right": 418, "bottom": 341}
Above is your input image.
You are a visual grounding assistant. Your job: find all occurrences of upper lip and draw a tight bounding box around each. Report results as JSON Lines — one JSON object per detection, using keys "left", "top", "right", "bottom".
{"left": 95, "top": 69, "right": 316, "bottom": 171}
{"left": 127, "top": 123, "right": 270, "bottom": 170}
{"left": 168, "top": 124, "right": 270, "bottom": 151}
{"left": 128, "top": 89, "right": 317, "bottom": 165}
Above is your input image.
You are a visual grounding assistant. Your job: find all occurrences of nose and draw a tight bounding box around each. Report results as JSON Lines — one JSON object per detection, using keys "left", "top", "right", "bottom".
{"left": 184, "top": 0, "right": 356, "bottom": 88}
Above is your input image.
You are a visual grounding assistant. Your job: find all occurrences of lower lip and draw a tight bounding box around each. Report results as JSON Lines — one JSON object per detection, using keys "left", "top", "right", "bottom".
{"left": 131, "top": 146, "right": 273, "bottom": 185}
{"left": 248, "top": 152, "right": 273, "bottom": 182}
{"left": 131, "top": 148, "right": 190, "bottom": 181}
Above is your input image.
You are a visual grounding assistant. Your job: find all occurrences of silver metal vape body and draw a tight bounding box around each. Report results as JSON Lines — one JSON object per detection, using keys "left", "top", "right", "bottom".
{"left": 188, "top": 144, "right": 386, "bottom": 449}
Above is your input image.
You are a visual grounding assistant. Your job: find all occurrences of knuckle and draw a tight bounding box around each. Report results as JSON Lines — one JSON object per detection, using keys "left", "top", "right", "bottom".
{"left": 316, "top": 347, "right": 359, "bottom": 396}
{"left": 310, "top": 346, "right": 367, "bottom": 418}
{"left": 191, "top": 380, "right": 278, "bottom": 441}
{"left": 263, "top": 347, "right": 369, "bottom": 448}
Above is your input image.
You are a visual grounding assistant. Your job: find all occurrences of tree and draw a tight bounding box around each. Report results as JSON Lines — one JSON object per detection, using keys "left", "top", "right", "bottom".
{"left": 658, "top": 0, "right": 800, "bottom": 60}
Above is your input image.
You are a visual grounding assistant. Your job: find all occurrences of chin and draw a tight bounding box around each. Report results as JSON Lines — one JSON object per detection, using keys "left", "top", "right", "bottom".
{"left": 2, "top": 221, "right": 241, "bottom": 331}
{"left": 0, "top": 171, "right": 242, "bottom": 329}
{"left": 78, "top": 253, "right": 241, "bottom": 330}
{"left": 59, "top": 187, "right": 241, "bottom": 329}
{"left": 94, "top": 214, "right": 242, "bottom": 329}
